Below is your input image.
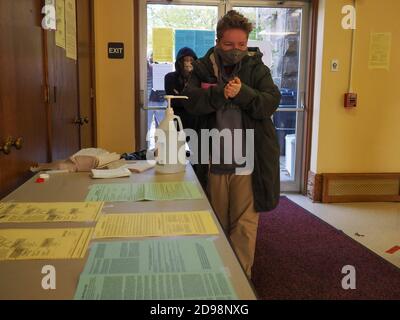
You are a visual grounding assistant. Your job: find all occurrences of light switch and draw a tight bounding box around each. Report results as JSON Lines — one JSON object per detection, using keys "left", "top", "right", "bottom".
{"left": 331, "top": 59, "right": 339, "bottom": 72}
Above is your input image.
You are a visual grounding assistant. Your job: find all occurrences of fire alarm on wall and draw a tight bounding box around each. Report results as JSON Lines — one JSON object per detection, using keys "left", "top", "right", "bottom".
{"left": 344, "top": 93, "right": 358, "bottom": 108}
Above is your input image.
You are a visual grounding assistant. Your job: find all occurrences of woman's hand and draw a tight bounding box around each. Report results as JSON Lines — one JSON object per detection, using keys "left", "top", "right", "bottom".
{"left": 224, "top": 77, "right": 242, "bottom": 99}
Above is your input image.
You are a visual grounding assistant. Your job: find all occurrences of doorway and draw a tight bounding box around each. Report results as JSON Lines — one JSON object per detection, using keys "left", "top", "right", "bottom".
{"left": 138, "top": 0, "right": 310, "bottom": 193}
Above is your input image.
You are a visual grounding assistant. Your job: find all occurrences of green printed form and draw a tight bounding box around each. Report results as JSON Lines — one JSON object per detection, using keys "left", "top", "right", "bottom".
{"left": 144, "top": 181, "right": 202, "bottom": 201}
{"left": 85, "top": 182, "right": 202, "bottom": 202}
{"left": 74, "top": 238, "right": 237, "bottom": 300}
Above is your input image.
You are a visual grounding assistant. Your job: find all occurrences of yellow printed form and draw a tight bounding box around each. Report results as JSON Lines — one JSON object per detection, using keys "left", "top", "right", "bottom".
{"left": 369, "top": 32, "right": 392, "bottom": 69}
{"left": 55, "top": 0, "right": 66, "bottom": 49}
{"left": 65, "top": 0, "right": 77, "bottom": 60}
{"left": 94, "top": 211, "right": 220, "bottom": 239}
{"left": 0, "top": 202, "right": 104, "bottom": 223}
{"left": 0, "top": 228, "right": 93, "bottom": 260}
{"left": 152, "top": 28, "right": 174, "bottom": 63}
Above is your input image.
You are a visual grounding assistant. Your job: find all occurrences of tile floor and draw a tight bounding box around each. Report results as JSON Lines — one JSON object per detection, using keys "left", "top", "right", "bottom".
{"left": 283, "top": 194, "right": 400, "bottom": 268}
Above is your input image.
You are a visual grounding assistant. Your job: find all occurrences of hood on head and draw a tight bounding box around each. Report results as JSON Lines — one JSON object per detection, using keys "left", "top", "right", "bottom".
{"left": 175, "top": 47, "right": 198, "bottom": 73}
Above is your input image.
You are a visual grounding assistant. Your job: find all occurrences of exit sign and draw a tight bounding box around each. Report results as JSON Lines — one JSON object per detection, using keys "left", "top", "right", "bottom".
{"left": 108, "top": 43, "right": 124, "bottom": 59}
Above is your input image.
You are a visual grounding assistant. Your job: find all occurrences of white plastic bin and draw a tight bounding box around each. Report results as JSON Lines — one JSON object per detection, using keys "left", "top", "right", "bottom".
{"left": 285, "top": 134, "right": 296, "bottom": 177}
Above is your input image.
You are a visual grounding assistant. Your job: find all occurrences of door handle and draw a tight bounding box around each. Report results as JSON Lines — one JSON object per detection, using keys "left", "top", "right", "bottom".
{"left": 0, "top": 137, "right": 23, "bottom": 155}
{"left": 74, "top": 117, "right": 89, "bottom": 126}
{"left": 13, "top": 137, "right": 24, "bottom": 150}
{"left": 300, "top": 91, "right": 306, "bottom": 110}
{"left": 0, "top": 138, "right": 13, "bottom": 155}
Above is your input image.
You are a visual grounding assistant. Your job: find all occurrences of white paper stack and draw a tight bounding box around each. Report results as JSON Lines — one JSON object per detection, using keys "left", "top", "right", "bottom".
{"left": 72, "top": 148, "right": 121, "bottom": 168}
{"left": 91, "top": 168, "right": 131, "bottom": 179}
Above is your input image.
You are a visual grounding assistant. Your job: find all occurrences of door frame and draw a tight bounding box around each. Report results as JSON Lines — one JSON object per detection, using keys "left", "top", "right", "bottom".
{"left": 302, "top": 0, "right": 319, "bottom": 195}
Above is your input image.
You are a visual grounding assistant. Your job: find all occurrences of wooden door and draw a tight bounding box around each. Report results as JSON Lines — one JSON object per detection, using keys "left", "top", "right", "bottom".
{"left": 0, "top": 0, "right": 50, "bottom": 198}
{"left": 0, "top": 0, "right": 96, "bottom": 198}
{"left": 45, "top": 0, "right": 95, "bottom": 160}
{"left": 45, "top": 28, "right": 81, "bottom": 161}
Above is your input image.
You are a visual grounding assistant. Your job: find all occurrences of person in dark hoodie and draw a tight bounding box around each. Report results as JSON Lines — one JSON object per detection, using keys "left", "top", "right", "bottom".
{"left": 164, "top": 47, "right": 198, "bottom": 130}
{"left": 182, "top": 11, "right": 281, "bottom": 278}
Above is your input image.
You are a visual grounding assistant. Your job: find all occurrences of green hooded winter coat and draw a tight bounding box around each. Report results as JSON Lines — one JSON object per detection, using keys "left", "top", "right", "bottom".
{"left": 182, "top": 47, "right": 282, "bottom": 212}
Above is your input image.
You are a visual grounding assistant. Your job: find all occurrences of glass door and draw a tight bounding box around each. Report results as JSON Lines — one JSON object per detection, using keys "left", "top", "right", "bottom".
{"left": 138, "top": 0, "right": 223, "bottom": 150}
{"left": 228, "top": 1, "right": 309, "bottom": 192}
{"left": 139, "top": 0, "right": 310, "bottom": 192}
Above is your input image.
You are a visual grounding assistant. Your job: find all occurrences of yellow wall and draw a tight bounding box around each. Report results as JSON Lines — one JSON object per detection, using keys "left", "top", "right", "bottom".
{"left": 311, "top": 0, "right": 400, "bottom": 174}
{"left": 92, "top": 0, "right": 400, "bottom": 170}
{"left": 94, "top": 0, "right": 136, "bottom": 154}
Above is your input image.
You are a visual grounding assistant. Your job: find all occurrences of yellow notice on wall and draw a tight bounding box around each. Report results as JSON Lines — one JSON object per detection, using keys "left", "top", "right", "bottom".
{"left": 0, "top": 228, "right": 93, "bottom": 260}
{"left": 153, "top": 28, "right": 174, "bottom": 63}
{"left": 0, "top": 202, "right": 104, "bottom": 223}
{"left": 55, "top": 0, "right": 66, "bottom": 49}
{"left": 65, "top": 0, "right": 77, "bottom": 60}
{"left": 369, "top": 32, "right": 392, "bottom": 70}
{"left": 94, "top": 211, "right": 219, "bottom": 239}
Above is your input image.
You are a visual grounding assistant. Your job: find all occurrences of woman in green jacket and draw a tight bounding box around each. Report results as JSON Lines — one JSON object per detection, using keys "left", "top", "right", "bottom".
{"left": 183, "top": 10, "right": 281, "bottom": 278}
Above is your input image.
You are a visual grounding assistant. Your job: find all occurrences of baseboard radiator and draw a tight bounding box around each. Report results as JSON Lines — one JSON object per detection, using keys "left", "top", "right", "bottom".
{"left": 308, "top": 172, "right": 400, "bottom": 203}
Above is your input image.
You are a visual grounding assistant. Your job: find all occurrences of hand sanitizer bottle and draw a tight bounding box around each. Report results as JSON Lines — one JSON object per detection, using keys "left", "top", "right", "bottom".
{"left": 155, "top": 95, "right": 188, "bottom": 174}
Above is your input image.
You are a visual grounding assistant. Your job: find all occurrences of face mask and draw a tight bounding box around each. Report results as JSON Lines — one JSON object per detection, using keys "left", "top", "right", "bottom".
{"left": 216, "top": 47, "right": 248, "bottom": 65}
{"left": 183, "top": 61, "right": 193, "bottom": 73}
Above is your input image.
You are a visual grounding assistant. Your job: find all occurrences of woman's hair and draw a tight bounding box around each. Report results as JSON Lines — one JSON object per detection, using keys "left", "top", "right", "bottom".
{"left": 217, "top": 10, "right": 254, "bottom": 40}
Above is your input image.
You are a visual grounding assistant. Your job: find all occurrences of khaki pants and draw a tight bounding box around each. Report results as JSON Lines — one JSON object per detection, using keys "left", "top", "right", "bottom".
{"left": 207, "top": 173, "right": 259, "bottom": 279}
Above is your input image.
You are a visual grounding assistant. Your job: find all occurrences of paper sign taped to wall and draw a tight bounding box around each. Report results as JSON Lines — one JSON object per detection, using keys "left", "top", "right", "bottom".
{"left": 368, "top": 32, "right": 392, "bottom": 70}
{"left": 194, "top": 30, "right": 215, "bottom": 58}
{"left": 175, "top": 30, "right": 215, "bottom": 59}
{"left": 152, "top": 63, "right": 174, "bottom": 91}
{"left": 65, "top": 0, "right": 77, "bottom": 60}
{"left": 175, "top": 30, "right": 196, "bottom": 57}
{"left": 153, "top": 28, "right": 174, "bottom": 63}
{"left": 55, "top": 0, "right": 66, "bottom": 49}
